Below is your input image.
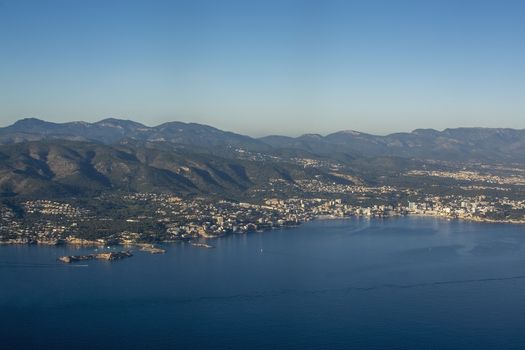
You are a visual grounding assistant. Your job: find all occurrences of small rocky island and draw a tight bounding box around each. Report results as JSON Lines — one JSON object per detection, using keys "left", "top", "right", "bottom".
{"left": 58, "top": 251, "right": 133, "bottom": 263}
{"left": 190, "top": 242, "right": 214, "bottom": 249}
{"left": 138, "top": 244, "right": 166, "bottom": 254}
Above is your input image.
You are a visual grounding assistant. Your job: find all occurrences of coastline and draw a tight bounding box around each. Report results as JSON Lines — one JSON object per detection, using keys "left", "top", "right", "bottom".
{"left": 1, "top": 213, "right": 524, "bottom": 248}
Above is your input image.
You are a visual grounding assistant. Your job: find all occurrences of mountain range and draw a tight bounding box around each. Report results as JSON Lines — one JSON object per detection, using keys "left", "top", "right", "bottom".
{"left": 3, "top": 118, "right": 525, "bottom": 162}
{"left": 0, "top": 118, "right": 524, "bottom": 198}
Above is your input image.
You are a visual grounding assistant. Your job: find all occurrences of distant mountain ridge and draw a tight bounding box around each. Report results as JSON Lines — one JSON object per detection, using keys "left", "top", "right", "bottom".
{"left": 1, "top": 118, "right": 525, "bottom": 163}
{"left": 0, "top": 118, "right": 270, "bottom": 151}
{"left": 1, "top": 117, "right": 524, "bottom": 198}
{"left": 261, "top": 127, "right": 525, "bottom": 163}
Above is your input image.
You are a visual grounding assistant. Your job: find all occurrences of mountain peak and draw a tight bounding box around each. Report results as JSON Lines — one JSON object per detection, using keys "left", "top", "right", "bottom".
{"left": 299, "top": 133, "right": 324, "bottom": 139}
{"left": 95, "top": 118, "right": 146, "bottom": 129}
{"left": 338, "top": 130, "right": 362, "bottom": 135}
{"left": 12, "top": 117, "right": 50, "bottom": 126}
{"left": 411, "top": 128, "right": 439, "bottom": 135}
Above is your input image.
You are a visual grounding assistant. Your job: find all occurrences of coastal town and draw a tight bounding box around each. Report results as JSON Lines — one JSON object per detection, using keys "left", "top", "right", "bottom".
{"left": 1, "top": 173, "right": 525, "bottom": 248}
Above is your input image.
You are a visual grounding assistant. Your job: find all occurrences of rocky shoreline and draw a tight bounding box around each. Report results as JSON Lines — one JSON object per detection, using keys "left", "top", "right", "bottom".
{"left": 58, "top": 251, "right": 133, "bottom": 263}
{"left": 137, "top": 244, "right": 167, "bottom": 254}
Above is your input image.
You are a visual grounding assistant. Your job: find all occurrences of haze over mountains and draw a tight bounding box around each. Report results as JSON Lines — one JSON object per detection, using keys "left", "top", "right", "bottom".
{"left": 2, "top": 118, "right": 525, "bottom": 162}
{"left": 1, "top": 118, "right": 524, "bottom": 198}
{"left": 0, "top": 118, "right": 268, "bottom": 151}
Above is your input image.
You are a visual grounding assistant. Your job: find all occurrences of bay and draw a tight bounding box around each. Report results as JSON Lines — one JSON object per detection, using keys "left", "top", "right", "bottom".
{"left": 1, "top": 217, "right": 525, "bottom": 349}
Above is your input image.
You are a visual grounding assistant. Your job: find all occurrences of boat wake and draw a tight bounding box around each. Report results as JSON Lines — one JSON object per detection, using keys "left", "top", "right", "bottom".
{"left": 0, "top": 262, "right": 88, "bottom": 269}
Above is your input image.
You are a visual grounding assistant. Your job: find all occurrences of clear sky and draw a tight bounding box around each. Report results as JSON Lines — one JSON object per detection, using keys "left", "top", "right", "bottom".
{"left": 1, "top": 0, "right": 524, "bottom": 136}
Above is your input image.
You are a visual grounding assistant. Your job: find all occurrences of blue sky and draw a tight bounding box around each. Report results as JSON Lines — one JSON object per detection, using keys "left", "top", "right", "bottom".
{"left": 1, "top": 0, "right": 524, "bottom": 136}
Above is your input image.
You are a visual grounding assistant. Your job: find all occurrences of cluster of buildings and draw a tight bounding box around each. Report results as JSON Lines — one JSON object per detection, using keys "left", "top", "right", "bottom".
{"left": 289, "top": 158, "right": 343, "bottom": 170}
{"left": 406, "top": 195, "right": 525, "bottom": 223}
{"left": 407, "top": 170, "right": 525, "bottom": 186}
{"left": 127, "top": 194, "right": 306, "bottom": 239}
{"left": 0, "top": 210, "right": 69, "bottom": 245}
{"left": 2, "top": 169, "right": 525, "bottom": 245}
{"left": 234, "top": 149, "right": 343, "bottom": 170}
{"left": 1, "top": 194, "right": 398, "bottom": 245}
{"left": 23, "top": 200, "right": 88, "bottom": 218}
{"left": 294, "top": 179, "right": 398, "bottom": 195}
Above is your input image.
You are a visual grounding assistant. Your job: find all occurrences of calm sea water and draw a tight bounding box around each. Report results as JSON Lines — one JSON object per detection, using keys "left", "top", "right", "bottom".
{"left": 2, "top": 217, "right": 525, "bottom": 349}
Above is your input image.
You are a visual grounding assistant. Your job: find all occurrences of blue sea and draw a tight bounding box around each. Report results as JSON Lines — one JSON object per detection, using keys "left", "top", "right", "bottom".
{"left": 2, "top": 217, "right": 525, "bottom": 349}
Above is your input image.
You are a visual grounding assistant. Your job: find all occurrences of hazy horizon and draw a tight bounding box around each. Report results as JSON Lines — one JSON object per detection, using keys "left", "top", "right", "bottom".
{"left": 1, "top": 0, "right": 524, "bottom": 136}
{"left": 4, "top": 115, "right": 525, "bottom": 138}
